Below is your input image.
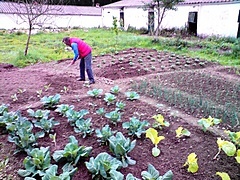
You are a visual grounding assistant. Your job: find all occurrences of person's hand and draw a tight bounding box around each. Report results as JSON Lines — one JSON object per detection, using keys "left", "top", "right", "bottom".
{"left": 69, "top": 60, "right": 75, "bottom": 66}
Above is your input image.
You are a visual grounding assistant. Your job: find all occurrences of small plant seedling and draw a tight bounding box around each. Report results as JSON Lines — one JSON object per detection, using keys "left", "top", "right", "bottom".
{"left": 125, "top": 91, "right": 140, "bottom": 101}
{"left": 198, "top": 116, "right": 221, "bottom": 132}
{"left": 11, "top": 93, "right": 18, "bottom": 102}
{"left": 152, "top": 114, "right": 170, "bottom": 130}
{"left": 235, "top": 149, "right": 240, "bottom": 163}
{"left": 17, "top": 88, "right": 26, "bottom": 94}
{"left": 175, "top": 126, "right": 191, "bottom": 138}
{"left": 104, "top": 93, "right": 116, "bottom": 105}
{"left": 183, "top": 153, "right": 199, "bottom": 173}
{"left": 96, "top": 107, "right": 105, "bottom": 116}
{"left": 44, "top": 84, "right": 51, "bottom": 91}
{"left": 49, "top": 133, "right": 57, "bottom": 146}
{"left": 224, "top": 130, "right": 240, "bottom": 148}
{"left": 61, "top": 86, "right": 69, "bottom": 93}
{"left": 36, "top": 89, "right": 43, "bottom": 98}
{"left": 87, "top": 88, "right": 103, "bottom": 98}
{"left": 213, "top": 137, "right": 236, "bottom": 159}
{"left": 115, "top": 101, "right": 126, "bottom": 111}
{"left": 216, "top": 172, "right": 231, "bottom": 180}
{"left": 95, "top": 124, "right": 116, "bottom": 145}
{"left": 110, "top": 85, "right": 120, "bottom": 94}
{"left": 146, "top": 128, "right": 165, "bottom": 157}
{"left": 141, "top": 164, "right": 173, "bottom": 180}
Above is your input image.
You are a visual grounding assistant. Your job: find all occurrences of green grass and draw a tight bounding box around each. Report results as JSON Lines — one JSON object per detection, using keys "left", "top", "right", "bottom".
{"left": 0, "top": 28, "right": 239, "bottom": 67}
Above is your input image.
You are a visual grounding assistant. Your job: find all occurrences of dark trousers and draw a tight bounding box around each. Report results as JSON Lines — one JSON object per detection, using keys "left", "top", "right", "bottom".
{"left": 79, "top": 52, "right": 94, "bottom": 81}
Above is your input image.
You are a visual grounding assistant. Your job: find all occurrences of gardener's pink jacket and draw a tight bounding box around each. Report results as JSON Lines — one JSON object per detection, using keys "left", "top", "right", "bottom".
{"left": 69, "top": 37, "right": 91, "bottom": 60}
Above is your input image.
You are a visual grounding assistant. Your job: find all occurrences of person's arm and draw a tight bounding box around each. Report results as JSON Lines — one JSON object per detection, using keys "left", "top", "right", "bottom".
{"left": 70, "top": 43, "right": 79, "bottom": 65}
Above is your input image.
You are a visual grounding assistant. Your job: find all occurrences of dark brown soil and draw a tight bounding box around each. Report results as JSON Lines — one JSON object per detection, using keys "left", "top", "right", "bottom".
{"left": 0, "top": 48, "right": 239, "bottom": 180}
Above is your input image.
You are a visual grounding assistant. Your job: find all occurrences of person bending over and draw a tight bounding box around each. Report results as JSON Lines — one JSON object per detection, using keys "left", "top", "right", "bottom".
{"left": 62, "top": 37, "right": 95, "bottom": 84}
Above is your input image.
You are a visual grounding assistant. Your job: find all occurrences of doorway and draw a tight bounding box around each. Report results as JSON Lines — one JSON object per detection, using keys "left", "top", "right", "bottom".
{"left": 120, "top": 8, "right": 124, "bottom": 29}
{"left": 148, "top": 10, "right": 154, "bottom": 35}
{"left": 188, "top": 12, "right": 198, "bottom": 36}
{"left": 237, "top": 10, "right": 240, "bottom": 38}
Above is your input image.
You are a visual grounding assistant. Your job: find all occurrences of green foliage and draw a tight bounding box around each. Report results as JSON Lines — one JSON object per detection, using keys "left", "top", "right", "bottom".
{"left": 105, "top": 110, "right": 122, "bottom": 125}
{"left": 65, "top": 109, "right": 89, "bottom": 126}
{"left": 225, "top": 130, "right": 240, "bottom": 148}
{"left": 18, "top": 147, "right": 51, "bottom": 178}
{"left": 112, "top": 16, "right": 119, "bottom": 36}
{"left": 96, "top": 107, "right": 105, "bottom": 116}
{"left": 42, "top": 164, "right": 77, "bottom": 180}
{"left": 215, "top": 138, "right": 237, "bottom": 158}
{"left": 175, "top": 126, "right": 191, "bottom": 138}
{"left": 0, "top": 104, "right": 8, "bottom": 116}
{"left": 40, "top": 94, "right": 61, "bottom": 109}
{"left": 95, "top": 124, "right": 116, "bottom": 145}
{"left": 126, "top": 173, "right": 140, "bottom": 180}
{"left": 0, "top": 29, "right": 239, "bottom": 67}
{"left": 74, "top": 118, "right": 94, "bottom": 138}
{"left": 152, "top": 114, "right": 170, "bottom": 130}
{"left": 141, "top": 164, "right": 173, "bottom": 180}
{"left": 146, "top": 128, "right": 165, "bottom": 157}
{"left": 108, "top": 132, "right": 136, "bottom": 167}
{"left": 122, "top": 116, "right": 149, "bottom": 138}
{"left": 32, "top": 117, "right": 60, "bottom": 134}
{"left": 104, "top": 93, "right": 116, "bottom": 105}
{"left": 198, "top": 116, "right": 222, "bottom": 132}
{"left": 55, "top": 104, "right": 75, "bottom": 117}
{"left": 216, "top": 172, "right": 231, "bottom": 180}
{"left": 87, "top": 88, "right": 103, "bottom": 98}
{"left": 27, "top": 109, "right": 50, "bottom": 120}
{"left": 183, "top": 153, "right": 199, "bottom": 173}
{"left": 125, "top": 91, "right": 140, "bottom": 100}
{"left": 0, "top": 111, "right": 19, "bottom": 129}
{"left": 7, "top": 114, "right": 44, "bottom": 154}
{"left": 52, "top": 135, "right": 92, "bottom": 166}
{"left": 115, "top": 101, "right": 126, "bottom": 111}
{"left": 85, "top": 152, "right": 123, "bottom": 180}
{"left": 110, "top": 85, "right": 120, "bottom": 94}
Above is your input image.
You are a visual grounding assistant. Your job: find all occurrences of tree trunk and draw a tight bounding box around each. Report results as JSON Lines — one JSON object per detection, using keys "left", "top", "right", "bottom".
{"left": 24, "top": 24, "right": 32, "bottom": 56}
{"left": 155, "top": 7, "right": 166, "bottom": 37}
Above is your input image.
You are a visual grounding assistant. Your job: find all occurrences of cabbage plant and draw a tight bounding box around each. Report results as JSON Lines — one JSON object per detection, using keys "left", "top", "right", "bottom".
{"left": 18, "top": 147, "right": 51, "bottom": 178}
{"left": 141, "top": 164, "right": 173, "bottom": 180}
{"left": 85, "top": 152, "right": 123, "bottom": 180}
{"left": 122, "top": 116, "right": 149, "bottom": 138}
{"left": 108, "top": 132, "right": 136, "bottom": 167}
{"left": 95, "top": 124, "right": 116, "bottom": 145}
{"left": 41, "top": 94, "right": 61, "bottom": 109}
{"left": 52, "top": 135, "right": 92, "bottom": 166}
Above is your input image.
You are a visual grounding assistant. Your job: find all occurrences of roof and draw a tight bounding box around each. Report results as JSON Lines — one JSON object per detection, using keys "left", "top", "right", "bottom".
{"left": 0, "top": 2, "right": 102, "bottom": 16}
{"left": 102, "top": 0, "right": 239, "bottom": 8}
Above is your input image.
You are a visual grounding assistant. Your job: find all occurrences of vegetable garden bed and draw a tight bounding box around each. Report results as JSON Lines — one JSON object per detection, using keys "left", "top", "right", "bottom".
{"left": 0, "top": 48, "right": 239, "bottom": 180}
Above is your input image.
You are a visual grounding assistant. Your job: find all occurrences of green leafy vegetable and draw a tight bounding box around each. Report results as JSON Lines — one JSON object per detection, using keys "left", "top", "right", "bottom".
{"left": 198, "top": 116, "right": 221, "bottom": 132}
{"left": 125, "top": 91, "right": 140, "bottom": 100}
{"left": 18, "top": 147, "right": 51, "bottom": 178}
{"left": 74, "top": 118, "right": 94, "bottom": 138}
{"left": 141, "top": 164, "right": 173, "bottom": 180}
{"left": 41, "top": 94, "right": 61, "bottom": 109}
{"left": 122, "top": 116, "right": 149, "bottom": 138}
{"left": 108, "top": 132, "right": 136, "bottom": 167}
{"left": 85, "top": 152, "right": 123, "bottom": 180}
{"left": 95, "top": 124, "right": 116, "bottom": 145}
{"left": 53, "top": 135, "right": 92, "bottom": 166}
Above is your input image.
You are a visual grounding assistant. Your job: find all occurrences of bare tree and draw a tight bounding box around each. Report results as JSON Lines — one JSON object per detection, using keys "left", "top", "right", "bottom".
{"left": 8, "top": 0, "right": 64, "bottom": 55}
{"left": 143, "top": 0, "right": 184, "bottom": 36}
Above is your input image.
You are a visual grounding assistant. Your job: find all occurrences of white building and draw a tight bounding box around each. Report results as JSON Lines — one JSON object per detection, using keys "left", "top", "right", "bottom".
{"left": 102, "top": 0, "right": 240, "bottom": 38}
{"left": 0, "top": 2, "right": 102, "bottom": 29}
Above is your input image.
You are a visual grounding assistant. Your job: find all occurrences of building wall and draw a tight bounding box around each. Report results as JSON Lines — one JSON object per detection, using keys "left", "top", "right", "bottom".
{"left": 102, "top": 7, "right": 148, "bottom": 30}
{"left": 102, "top": 7, "right": 120, "bottom": 27}
{"left": 161, "top": 2, "right": 240, "bottom": 37}
{"left": 0, "top": 14, "right": 102, "bottom": 29}
{"left": 124, "top": 7, "right": 148, "bottom": 30}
